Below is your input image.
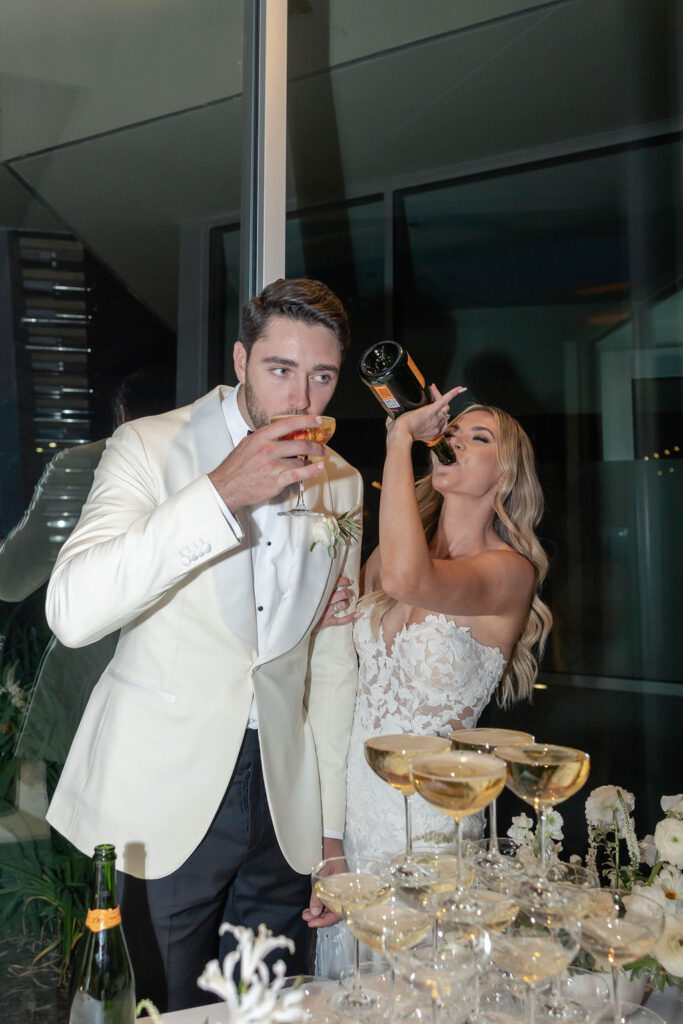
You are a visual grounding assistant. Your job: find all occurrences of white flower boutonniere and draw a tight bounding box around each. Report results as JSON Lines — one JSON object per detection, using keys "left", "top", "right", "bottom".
{"left": 310, "top": 504, "right": 361, "bottom": 558}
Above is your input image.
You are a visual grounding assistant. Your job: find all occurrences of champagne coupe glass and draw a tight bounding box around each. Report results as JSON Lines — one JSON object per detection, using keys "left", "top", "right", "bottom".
{"left": 395, "top": 845, "right": 476, "bottom": 949}
{"left": 494, "top": 744, "right": 590, "bottom": 901}
{"left": 270, "top": 415, "right": 336, "bottom": 516}
{"left": 311, "top": 855, "right": 393, "bottom": 1014}
{"left": 534, "top": 864, "right": 599, "bottom": 1023}
{"left": 364, "top": 734, "right": 451, "bottom": 882}
{"left": 411, "top": 750, "right": 507, "bottom": 888}
{"left": 345, "top": 892, "right": 431, "bottom": 1024}
{"left": 469, "top": 837, "right": 525, "bottom": 894}
{"left": 568, "top": 888, "right": 665, "bottom": 1024}
{"left": 435, "top": 889, "right": 520, "bottom": 1022}
{"left": 390, "top": 919, "right": 491, "bottom": 1024}
{"left": 489, "top": 908, "right": 580, "bottom": 1024}
{"left": 450, "top": 728, "right": 534, "bottom": 863}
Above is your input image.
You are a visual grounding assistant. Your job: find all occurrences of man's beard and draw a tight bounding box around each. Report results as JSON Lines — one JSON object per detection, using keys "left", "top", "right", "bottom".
{"left": 243, "top": 376, "right": 303, "bottom": 429}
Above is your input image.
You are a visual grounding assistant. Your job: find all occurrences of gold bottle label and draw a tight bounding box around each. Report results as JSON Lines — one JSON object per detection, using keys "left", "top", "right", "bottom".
{"left": 370, "top": 383, "right": 401, "bottom": 410}
{"left": 86, "top": 907, "right": 122, "bottom": 931}
{"left": 406, "top": 354, "right": 426, "bottom": 388}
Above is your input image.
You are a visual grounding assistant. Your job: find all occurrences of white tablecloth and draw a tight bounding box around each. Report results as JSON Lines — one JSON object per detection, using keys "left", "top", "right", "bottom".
{"left": 143, "top": 984, "right": 683, "bottom": 1023}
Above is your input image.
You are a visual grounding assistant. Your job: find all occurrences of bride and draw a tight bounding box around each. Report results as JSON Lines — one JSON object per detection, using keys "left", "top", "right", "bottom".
{"left": 305, "top": 387, "right": 552, "bottom": 970}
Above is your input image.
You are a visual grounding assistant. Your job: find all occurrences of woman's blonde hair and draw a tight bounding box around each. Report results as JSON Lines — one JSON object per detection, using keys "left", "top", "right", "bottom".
{"left": 364, "top": 404, "right": 552, "bottom": 707}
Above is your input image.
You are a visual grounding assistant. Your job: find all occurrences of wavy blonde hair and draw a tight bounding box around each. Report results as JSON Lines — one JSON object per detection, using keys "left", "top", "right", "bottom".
{"left": 363, "top": 404, "right": 552, "bottom": 707}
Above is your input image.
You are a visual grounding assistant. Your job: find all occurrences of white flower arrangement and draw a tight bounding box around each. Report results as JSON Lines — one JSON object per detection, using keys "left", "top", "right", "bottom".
{"left": 506, "top": 808, "right": 564, "bottom": 861}
{"left": 310, "top": 504, "right": 361, "bottom": 558}
{"left": 579, "top": 786, "right": 683, "bottom": 990}
{"left": 137, "top": 923, "right": 306, "bottom": 1024}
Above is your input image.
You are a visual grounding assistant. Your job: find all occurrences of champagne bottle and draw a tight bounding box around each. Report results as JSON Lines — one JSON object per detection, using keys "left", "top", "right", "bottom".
{"left": 69, "top": 844, "right": 136, "bottom": 1024}
{"left": 358, "top": 340, "right": 455, "bottom": 464}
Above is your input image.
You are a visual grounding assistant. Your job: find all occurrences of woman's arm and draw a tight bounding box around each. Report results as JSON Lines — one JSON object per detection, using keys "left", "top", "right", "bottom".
{"left": 378, "top": 388, "right": 534, "bottom": 618}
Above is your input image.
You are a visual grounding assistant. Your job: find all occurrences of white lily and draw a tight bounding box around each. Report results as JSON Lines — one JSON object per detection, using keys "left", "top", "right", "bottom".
{"left": 196, "top": 923, "right": 305, "bottom": 1024}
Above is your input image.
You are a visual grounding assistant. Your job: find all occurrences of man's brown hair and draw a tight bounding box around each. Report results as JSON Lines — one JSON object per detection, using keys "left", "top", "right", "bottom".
{"left": 239, "top": 278, "right": 350, "bottom": 358}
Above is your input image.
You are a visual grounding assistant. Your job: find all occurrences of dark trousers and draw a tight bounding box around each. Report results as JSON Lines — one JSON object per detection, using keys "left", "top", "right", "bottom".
{"left": 118, "top": 729, "right": 312, "bottom": 1012}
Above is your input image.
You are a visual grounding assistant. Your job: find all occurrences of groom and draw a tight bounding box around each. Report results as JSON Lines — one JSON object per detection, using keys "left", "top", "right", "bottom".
{"left": 45, "top": 278, "right": 362, "bottom": 1010}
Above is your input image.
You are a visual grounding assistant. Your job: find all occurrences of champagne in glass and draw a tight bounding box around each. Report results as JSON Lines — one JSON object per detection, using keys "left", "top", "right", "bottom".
{"left": 437, "top": 887, "right": 520, "bottom": 934}
{"left": 490, "top": 924, "right": 579, "bottom": 1024}
{"left": 451, "top": 727, "right": 534, "bottom": 860}
{"left": 411, "top": 750, "right": 506, "bottom": 886}
{"left": 345, "top": 896, "right": 432, "bottom": 955}
{"left": 270, "top": 414, "right": 336, "bottom": 516}
{"left": 496, "top": 743, "right": 590, "bottom": 883}
{"left": 568, "top": 889, "right": 665, "bottom": 1024}
{"left": 389, "top": 919, "right": 490, "bottom": 1024}
{"left": 313, "top": 871, "right": 393, "bottom": 917}
{"left": 365, "top": 733, "right": 450, "bottom": 881}
{"left": 311, "top": 855, "right": 393, "bottom": 1014}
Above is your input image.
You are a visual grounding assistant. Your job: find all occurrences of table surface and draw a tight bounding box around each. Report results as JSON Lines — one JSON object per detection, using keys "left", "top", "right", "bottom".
{"left": 145, "top": 984, "right": 683, "bottom": 1024}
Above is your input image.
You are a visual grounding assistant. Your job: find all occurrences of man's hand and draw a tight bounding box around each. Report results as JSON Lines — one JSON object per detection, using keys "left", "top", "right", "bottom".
{"left": 313, "top": 576, "right": 357, "bottom": 632}
{"left": 303, "top": 837, "right": 344, "bottom": 928}
{"left": 208, "top": 415, "right": 326, "bottom": 513}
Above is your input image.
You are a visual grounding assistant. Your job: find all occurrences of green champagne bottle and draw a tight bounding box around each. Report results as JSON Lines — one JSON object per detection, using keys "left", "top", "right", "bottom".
{"left": 69, "top": 844, "right": 136, "bottom": 1024}
{"left": 358, "top": 340, "right": 456, "bottom": 464}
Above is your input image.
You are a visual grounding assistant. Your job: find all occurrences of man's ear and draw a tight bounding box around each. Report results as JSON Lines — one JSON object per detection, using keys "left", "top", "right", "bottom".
{"left": 233, "top": 341, "right": 247, "bottom": 384}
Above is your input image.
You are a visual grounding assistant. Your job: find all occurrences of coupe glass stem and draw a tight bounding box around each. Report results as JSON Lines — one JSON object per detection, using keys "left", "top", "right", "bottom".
{"left": 352, "top": 935, "right": 362, "bottom": 997}
{"left": 610, "top": 966, "right": 622, "bottom": 1024}
{"left": 292, "top": 471, "right": 307, "bottom": 512}
{"left": 455, "top": 818, "right": 464, "bottom": 886}
{"left": 388, "top": 965, "right": 395, "bottom": 1024}
{"left": 526, "top": 985, "right": 536, "bottom": 1024}
{"left": 537, "top": 804, "right": 547, "bottom": 875}
{"left": 404, "top": 793, "right": 413, "bottom": 857}
{"left": 488, "top": 797, "right": 499, "bottom": 854}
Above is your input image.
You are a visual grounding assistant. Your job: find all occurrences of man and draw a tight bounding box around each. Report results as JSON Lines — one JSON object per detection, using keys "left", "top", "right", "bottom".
{"left": 45, "top": 279, "right": 362, "bottom": 1010}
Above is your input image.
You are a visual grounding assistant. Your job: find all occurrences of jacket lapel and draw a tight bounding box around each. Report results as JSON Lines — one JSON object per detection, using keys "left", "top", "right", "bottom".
{"left": 259, "top": 468, "right": 337, "bottom": 663}
{"left": 190, "top": 387, "right": 258, "bottom": 650}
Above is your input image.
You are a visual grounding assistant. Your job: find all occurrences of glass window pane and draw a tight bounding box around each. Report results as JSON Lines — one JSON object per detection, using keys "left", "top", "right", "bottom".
{"left": 0, "top": 4, "right": 243, "bottom": 1017}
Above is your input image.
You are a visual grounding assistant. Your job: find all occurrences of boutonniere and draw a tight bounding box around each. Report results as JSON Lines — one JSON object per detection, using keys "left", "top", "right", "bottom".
{"left": 310, "top": 504, "right": 361, "bottom": 558}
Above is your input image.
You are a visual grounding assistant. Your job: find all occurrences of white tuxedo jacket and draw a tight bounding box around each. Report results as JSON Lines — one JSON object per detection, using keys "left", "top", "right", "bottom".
{"left": 45, "top": 386, "right": 362, "bottom": 879}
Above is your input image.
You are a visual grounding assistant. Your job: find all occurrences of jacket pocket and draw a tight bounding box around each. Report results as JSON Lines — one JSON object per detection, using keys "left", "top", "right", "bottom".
{"left": 106, "top": 667, "right": 176, "bottom": 703}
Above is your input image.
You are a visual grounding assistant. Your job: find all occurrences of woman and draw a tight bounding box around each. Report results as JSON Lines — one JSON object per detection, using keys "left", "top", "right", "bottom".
{"left": 311, "top": 387, "right": 552, "bottom": 962}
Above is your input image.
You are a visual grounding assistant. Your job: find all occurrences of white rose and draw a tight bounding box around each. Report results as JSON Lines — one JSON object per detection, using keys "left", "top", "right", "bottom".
{"left": 661, "top": 794, "right": 683, "bottom": 815}
{"left": 585, "top": 786, "right": 635, "bottom": 834}
{"left": 654, "top": 817, "right": 683, "bottom": 867}
{"left": 653, "top": 913, "right": 683, "bottom": 979}
{"left": 639, "top": 834, "right": 657, "bottom": 868}
{"left": 311, "top": 516, "right": 339, "bottom": 551}
{"left": 624, "top": 883, "right": 668, "bottom": 919}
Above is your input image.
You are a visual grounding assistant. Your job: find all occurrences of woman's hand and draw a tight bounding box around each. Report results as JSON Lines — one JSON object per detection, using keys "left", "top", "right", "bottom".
{"left": 313, "top": 576, "right": 357, "bottom": 631}
{"left": 386, "top": 384, "right": 467, "bottom": 445}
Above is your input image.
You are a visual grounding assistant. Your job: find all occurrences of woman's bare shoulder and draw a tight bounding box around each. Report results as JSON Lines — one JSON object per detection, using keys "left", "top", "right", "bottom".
{"left": 472, "top": 545, "right": 536, "bottom": 592}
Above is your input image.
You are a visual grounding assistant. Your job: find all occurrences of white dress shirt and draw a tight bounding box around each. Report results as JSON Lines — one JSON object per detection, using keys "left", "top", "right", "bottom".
{"left": 211, "top": 386, "right": 299, "bottom": 727}
{"left": 210, "top": 387, "right": 344, "bottom": 840}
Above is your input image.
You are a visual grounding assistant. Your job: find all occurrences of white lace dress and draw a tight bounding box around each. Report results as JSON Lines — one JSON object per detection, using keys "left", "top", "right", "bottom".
{"left": 315, "top": 605, "right": 506, "bottom": 976}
